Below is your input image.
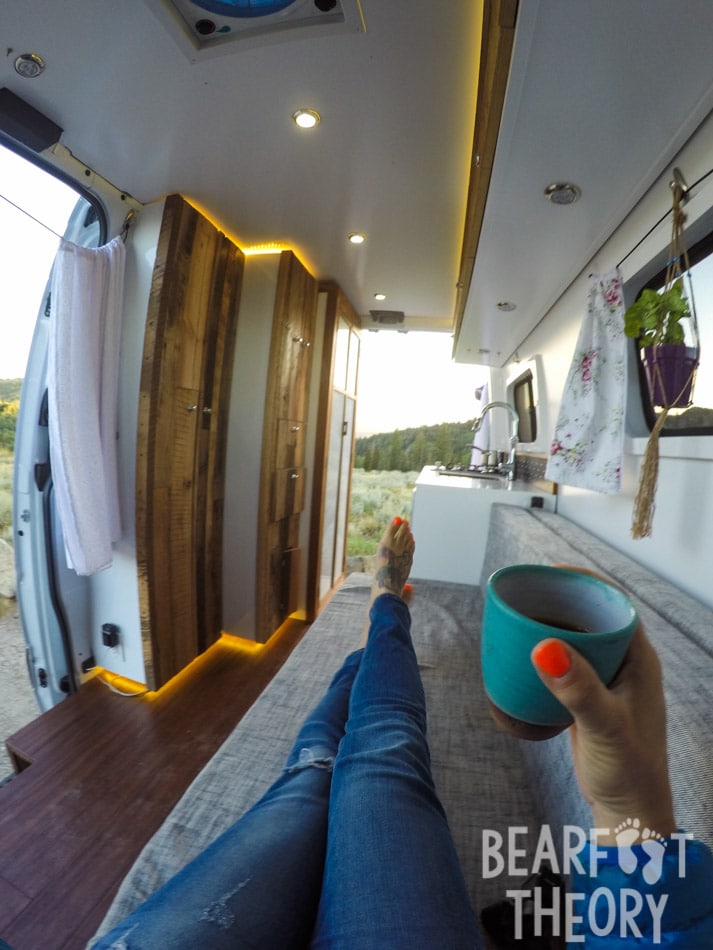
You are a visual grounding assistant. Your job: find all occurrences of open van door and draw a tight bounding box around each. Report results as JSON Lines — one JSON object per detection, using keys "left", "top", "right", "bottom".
{"left": 13, "top": 194, "right": 103, "bottom": 712}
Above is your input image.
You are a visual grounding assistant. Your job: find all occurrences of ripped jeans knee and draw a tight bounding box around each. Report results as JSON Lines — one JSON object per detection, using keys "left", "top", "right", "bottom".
{"left": 284, "top": 746, "right": 335, "bottom": 774}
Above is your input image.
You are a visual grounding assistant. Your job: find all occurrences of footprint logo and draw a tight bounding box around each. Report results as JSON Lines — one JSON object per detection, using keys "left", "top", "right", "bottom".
{"left": 640, "top": 827, "right": 667, "bottom": 885}
{"left": 614, "top": 817, "right": 667, "bottom": 884}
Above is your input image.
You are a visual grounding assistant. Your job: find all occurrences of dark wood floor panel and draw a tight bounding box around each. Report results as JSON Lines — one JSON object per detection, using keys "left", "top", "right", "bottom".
{"left": 0, "top": 621, "right": 308, "bottom": 950}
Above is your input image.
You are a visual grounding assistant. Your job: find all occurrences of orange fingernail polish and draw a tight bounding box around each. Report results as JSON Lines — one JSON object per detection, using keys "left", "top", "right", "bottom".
{"left": 394, "top": 517, "right": 403, "bottom": 525}
{"left": 533, "top": 640, "right": 571, "bottom": 678}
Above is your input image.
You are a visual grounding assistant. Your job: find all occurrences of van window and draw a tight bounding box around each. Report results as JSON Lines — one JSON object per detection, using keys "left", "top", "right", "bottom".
{"left": 511, "top": 369, "right": 537, "bottom": 443}
{"left": 633, "top": 227, "right": 713, "bottom": 435}
{"left": 1, "top": 146, "right": 85, "bottom": 357}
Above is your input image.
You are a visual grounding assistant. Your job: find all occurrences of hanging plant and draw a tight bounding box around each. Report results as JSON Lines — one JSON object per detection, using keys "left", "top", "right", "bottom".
{"left": 624, "top": 276, "right": 698, "bottom": 410}
{"left": 624, "top": 278, "right": 691, "bottom": 347}
{"left": 629, "top": 169, "right": 700, "bottom": 538}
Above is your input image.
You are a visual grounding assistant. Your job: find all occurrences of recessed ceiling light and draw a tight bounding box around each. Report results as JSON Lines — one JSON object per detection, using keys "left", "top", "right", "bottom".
{"left": 544, "top": 182, "right": 581, "bottom": 205}
{"left": 373, "top": 292, "right": 386, "bottom": 301}
{"left": 496, "top": 301, "right": 517, "bottom": 312}
{"left": 348, "top": 232, "right": 365, "bottom": 244}
{"left": 292, "top": 109, "right": 320, "bottom": 129}
{"left": 14, "top": 53, "right": 45, "bottom": 79}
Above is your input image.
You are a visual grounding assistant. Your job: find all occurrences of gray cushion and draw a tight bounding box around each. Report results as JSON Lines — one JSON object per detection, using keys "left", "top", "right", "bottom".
{"left": 90, "top": 574, "right": 541, "bottom": 942}
{"left": 92, "top": 508, "right": 713, "bottom": 945}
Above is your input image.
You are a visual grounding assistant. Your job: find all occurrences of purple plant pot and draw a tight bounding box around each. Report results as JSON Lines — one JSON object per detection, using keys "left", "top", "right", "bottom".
{"left": 642, "top": 344, "right": 698, "bottom": 408}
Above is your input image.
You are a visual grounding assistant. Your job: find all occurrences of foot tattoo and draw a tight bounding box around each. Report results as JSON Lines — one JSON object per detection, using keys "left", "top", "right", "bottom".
{"left": 359, "top": 518, "right": 416, "bottom": 646}
{"left": 372, "top": 517, "right": 415, "bottom": 599}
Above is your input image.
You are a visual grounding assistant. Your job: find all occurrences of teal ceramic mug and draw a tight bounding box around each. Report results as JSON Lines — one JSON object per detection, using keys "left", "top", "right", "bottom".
{"left": 481, "top": 564, "right": 639, "bottom": 740}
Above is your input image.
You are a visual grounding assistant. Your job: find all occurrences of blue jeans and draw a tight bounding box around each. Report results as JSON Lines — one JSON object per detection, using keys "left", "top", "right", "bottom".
{"left": 94, "top": 594, "right": 481, "bottom": 949}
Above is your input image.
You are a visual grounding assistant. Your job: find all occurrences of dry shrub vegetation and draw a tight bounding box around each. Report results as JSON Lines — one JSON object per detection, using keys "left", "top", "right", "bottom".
{"left": 347, "top": 468, "right": 418, "bottom": 557}
{"left": 0, "top": 453, "right": 12, "bottom": 545}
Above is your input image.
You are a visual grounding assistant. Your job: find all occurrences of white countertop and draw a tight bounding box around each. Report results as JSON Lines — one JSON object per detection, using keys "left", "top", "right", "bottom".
{"left": 415, "top": 466, "right": 544, "bottom": 494}
{"left": 410, "top": 466, "right": 556, "bottom": 584}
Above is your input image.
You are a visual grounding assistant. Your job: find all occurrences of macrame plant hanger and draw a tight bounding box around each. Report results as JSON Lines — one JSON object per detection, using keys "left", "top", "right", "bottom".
{"left": 631, "top": 170, "right": 700, "bottom": 538}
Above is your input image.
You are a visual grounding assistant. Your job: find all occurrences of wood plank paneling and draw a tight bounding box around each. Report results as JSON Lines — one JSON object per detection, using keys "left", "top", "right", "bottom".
{"left": 255, "top": 251, "right": 317, "bottom": 641}
{"left": 136, "top": 195, "right": 244, "bottom": 687}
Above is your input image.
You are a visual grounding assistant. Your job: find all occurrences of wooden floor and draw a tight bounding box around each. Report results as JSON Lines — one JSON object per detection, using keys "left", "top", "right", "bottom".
{"left": 0, "top": 620, "right": 308, "bottom": 950}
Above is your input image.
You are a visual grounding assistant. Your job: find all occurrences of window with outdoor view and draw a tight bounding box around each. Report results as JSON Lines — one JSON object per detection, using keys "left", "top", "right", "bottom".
{"left": 631, "top": 227, "right": 713, "bottom": 435}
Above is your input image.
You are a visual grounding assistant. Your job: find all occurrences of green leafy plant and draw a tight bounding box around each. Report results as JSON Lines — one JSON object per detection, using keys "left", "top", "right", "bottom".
{"left": 623, "top": 278, "right": 691, "bottom": 347}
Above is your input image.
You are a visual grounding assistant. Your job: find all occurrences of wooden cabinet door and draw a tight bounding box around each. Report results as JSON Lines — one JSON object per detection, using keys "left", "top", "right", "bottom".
{"left": 137, "top": 195, "right": 244, "bottom": 688}
{"left": 308, "top": 283, "right": 361, "bottom": 617}
{"left": 256, "top": 251, "right": 317, "bottom": 640}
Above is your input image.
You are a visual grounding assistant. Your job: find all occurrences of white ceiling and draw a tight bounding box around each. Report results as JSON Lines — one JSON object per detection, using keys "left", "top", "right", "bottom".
{"left": 4, "top": 2, "right": 713, "bottom": 363}
{"left": 454, "top": 0, "right": 713, "bottom": 366}
{"left": 0, "top": 0, "right": 480, "bottom": 333}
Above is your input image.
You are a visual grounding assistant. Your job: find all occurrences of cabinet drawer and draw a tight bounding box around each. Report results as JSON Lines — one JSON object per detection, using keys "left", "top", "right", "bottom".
{"left": 270, "top": 467, "right": 306, "bottom": 521}
{"left": 275, "top": 419, "right": 306, "bottom": 469}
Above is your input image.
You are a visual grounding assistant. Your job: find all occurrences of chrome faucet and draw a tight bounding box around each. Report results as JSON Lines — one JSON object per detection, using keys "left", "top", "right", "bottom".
{"left": 471, "top": 401, "right": 519, "bottom": 481}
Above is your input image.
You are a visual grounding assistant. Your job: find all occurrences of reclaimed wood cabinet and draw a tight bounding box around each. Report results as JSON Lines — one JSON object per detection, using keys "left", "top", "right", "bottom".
{"left": 255, "top": 251, "right": 317, "bottom": 640}
{"left": 308, "top": 282, "right": 360, "bottom": 616}
{"left": 136, "top": 195, "right": 244, "bottom": 688}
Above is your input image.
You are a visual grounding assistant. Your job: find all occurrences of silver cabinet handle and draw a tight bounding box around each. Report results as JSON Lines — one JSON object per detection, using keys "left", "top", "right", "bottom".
{"left": 187, "top": 405, "right": 198, "bottom": 412}
{"left": 290, "top": 425, "right": 301, "bottom": 432}
{"left": 289, "top": 472, "right": 300, "bottom": 479}
{"left": 202, "top": 407, "right": 212, "bottom": 415}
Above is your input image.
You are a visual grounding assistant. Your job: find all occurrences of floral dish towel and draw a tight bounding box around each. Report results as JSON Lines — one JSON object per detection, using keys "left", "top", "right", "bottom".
{"left": 545, "top": 268, "right": 626, "bottom": 493}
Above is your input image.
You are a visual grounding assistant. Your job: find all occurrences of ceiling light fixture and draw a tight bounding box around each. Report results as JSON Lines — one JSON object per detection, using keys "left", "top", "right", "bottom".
{"left": 13, "top": 53, "right": 46, "bottom": 79}
{"left": 544, "top": 182, "right": 581, "bottom": 205}
{"left": 348, "top": 232, "right": 365, "bottom": 244}
{"left": 292, "top": 109, "right": 320, "bottom": 129}
{"left": 496, "top": 301, "right": 516, "bottom": 312}
{"left": 373, "top": 293, "right": 386, "bottom": 301}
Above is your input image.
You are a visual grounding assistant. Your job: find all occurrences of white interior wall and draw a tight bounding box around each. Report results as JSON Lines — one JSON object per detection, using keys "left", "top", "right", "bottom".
{"left": 88, "top": 199, "right": 164, "bottom": 682}
{"left": 222, "top": 254, "right": 277, "bottom": 639}
{"left": 503, "top": 110, "right": 713, "bottom": 607}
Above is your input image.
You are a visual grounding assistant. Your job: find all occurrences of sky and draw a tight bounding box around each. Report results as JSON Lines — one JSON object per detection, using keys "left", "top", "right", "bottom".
{"left": 0, "top": 141, "right": 488, "bottom": 432}
{"left": 0, "top": 143, "right": 79, "bottom": 379}
{"left": 355, "top": 331, "right": 487, "bottom": 435}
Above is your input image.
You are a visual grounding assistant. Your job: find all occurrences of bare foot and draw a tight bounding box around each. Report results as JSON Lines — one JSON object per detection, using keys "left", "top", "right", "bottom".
{"left": 360, "top": 518, "right": 415, "bottom": 645}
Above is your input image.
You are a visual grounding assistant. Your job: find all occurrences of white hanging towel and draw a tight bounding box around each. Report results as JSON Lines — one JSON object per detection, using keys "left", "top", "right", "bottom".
{"left": 48, "top": 235, "right": 126, "bottom": 575}
{"left": 545, "top": 268, "right": 627, "bottom": 494}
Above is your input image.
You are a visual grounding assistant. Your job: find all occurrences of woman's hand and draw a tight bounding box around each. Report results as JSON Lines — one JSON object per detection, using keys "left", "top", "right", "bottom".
{"left": 531, "top": 623, "right": 676, "bottom": 843}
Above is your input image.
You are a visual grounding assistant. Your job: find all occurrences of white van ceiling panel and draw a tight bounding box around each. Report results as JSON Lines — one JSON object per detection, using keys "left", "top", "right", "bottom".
{"left": 455, "top": 0, "right": 713, "bottom": 366}
{"left": 5, "top": 2, "right": 713, "bottom": 353}
{"left": 0, "top": 0, "right": 480, "bottom": 330}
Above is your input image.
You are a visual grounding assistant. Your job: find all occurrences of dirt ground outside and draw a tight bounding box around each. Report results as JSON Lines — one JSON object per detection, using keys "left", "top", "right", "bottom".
{"left": 0, "top": 598, "right": 39, "bottom": 779}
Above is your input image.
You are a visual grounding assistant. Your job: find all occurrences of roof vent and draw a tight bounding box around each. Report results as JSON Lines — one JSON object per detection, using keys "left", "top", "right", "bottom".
{"left": 370, "top": 309, "right": 405, "bottom": 326}
{"left": 152, "top": 0, "right": 365, "bottom": 58}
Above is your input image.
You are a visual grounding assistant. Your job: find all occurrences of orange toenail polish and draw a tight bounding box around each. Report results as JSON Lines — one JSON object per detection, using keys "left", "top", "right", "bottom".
{"left": 533, "top": 640, "right": 571, "bottom": 678}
